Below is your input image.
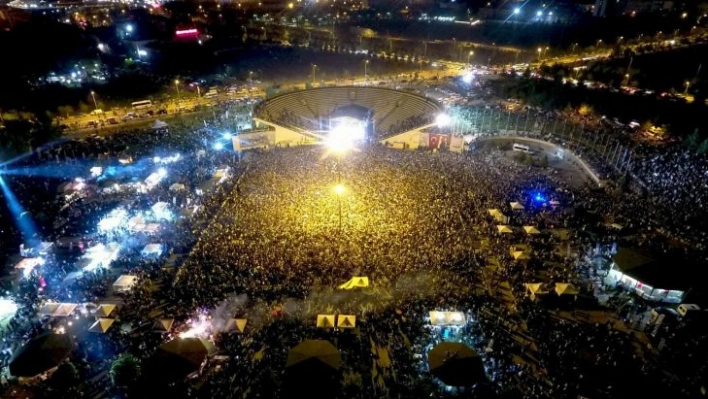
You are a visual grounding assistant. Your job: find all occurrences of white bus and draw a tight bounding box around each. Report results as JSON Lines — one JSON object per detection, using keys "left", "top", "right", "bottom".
{"left": 512, "top": 143, "right": 533, "bottom": 154}
{"left": 131, "top": 100, "right": 153, "bottom": 110}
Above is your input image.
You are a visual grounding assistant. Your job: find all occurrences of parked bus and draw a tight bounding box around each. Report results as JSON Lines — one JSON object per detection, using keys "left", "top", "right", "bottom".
{"left": 131, "top": 100, "right": 152, "bottom": 110}
{"left": 512, "top": 143, "right": 533, "bottom": 154}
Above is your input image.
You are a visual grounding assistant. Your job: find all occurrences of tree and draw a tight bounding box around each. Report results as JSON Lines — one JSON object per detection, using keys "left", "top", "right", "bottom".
{"left": 684, "top": 129, "right": 701, "bottom": 149}
{"left": 110, "top": 354, "right": 141, "bottom": 390}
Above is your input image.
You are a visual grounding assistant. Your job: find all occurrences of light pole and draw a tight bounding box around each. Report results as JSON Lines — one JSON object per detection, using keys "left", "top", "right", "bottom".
{"left": 537, "top": 47, "right": 542, "bottom": 61}
{"left": 684, "top": 81, "right": 690, "bottom": 94}
{"left": 334, "top": 184, "right": 345, "bottom": 232}
{"left": 174, "top": 80, "right": 181, "bottom": 110}
{"left": 543, "top": 46, "right": 549, "bottom": 59}
{"left": 467, "top": 51, "right": 474, "bottom": 68}
{"left": 249, "top": 71, "right": 253, "bottom": 83}
{"left": 311, "top": 64, "right": 317, "bottom": 84}
{"left": 195, "top": 83, "right": 201, "bottom": 97}
{"left": 90, "top": 91, "right": 99, "bottom": 111}
{"left": 364, "top": 60, "right": 369, "bottom": 81}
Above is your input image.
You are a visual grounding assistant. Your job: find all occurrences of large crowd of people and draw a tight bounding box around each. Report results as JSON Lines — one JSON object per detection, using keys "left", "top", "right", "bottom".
{"left": 0, "top": 79, "right": 705, "bottom": 399}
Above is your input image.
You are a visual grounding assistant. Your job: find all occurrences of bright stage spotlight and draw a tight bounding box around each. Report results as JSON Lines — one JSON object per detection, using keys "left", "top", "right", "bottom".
{"left": 326, "top": 118, "right": 365, "bottom": 153}
{"left": 436, "top": 113, "right": 452, "bottom": 128}
{"left": 0, "top": 175, "right": 38, "bottom": 240}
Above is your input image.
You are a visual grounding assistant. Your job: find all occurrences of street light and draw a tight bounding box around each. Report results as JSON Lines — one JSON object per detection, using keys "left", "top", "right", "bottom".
{"left": 90, "top": 91, "right": 98, "bottom": 111}
{"left": 467, "top": 51, "right": 474, "bottom": 67}
{"left": 364, "top": 60, "right": 369, "bottom": 80}
{"left": 174, "top": 80, "right": 181, "bottom": 110}
{"left": 311, "top": 64, "right": 317, "bottom": 84}
{"left": 684, "top": 81, "right": 690, "bottom": 94}
{"left": 537, "top": 47, "right": 542, "bottom": 61}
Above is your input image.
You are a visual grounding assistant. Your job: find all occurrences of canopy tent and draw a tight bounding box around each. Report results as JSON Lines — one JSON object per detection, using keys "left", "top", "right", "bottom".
{"left": 524, "top": 283, "right": 549, "bottom": 300}
{"left": 336, "top": 315, "right": 356, "bottom": 329}
{"left": 151, "top": 120, "right": 168, "bottom": 130}
{"left": 225, "top": 318, "right": 247, "bottom": 333}
{"left": 496, "top": 225, "right": 513, "bottom": 234}
{"left": 169, "top": 183, "right": 186, "bottom": 192}
{"left": 338, "top": 276, "right": 369, "bottom": 290}
{"left": 487, "top": 209, "right": 509, "bottom": 224}
{"left": 88, "top": 318, "right": 115, "bottom": 334}
{"left": 286, "top": 340, "right": 342, "bottom": 370}
{"left": 429, "top": 311, "right": 467, "bottom": 326}
{"left": 14, "top": 258, "right": 44, "bottom": 275}
{"left": 523, "top": 226, "right": 541, "bottom": 235}
{"left": 113, "top": 275, "right": 138, "bottom": 292}
{"left": 153, "top": 318, "right": 174, "bottom": 333}
{"left": 9, "top": 333, "right": 72, "bottom": 378}
{"left": 151, "top": 338, "right": 215, "bottom": 380}
{"left": 524, "top": 283, "right": 548, "bottom": 295}
{"left": 555, "top": 283, "right": 579, "bottom": 296}
{"left": 38, "top": 303, "right": 60, "bottom": 317}
{"left": 510, "top": 202, "right": 525, "bottom": 210}
{"left": 316, "top": 314, "right": 336, "bottom": 328}
{"left": 94, "top": 304, "right": 116, "bottom": 318}
{"left": 285, "top": 340, "right": 342, "bottom": 398}
{"left": 428, "top": 342, "right": 486, "bottom": 387}
{"left": 512, "top": 251, "right": 531, "bottom": 261}
{"left": 53, "top": 303, "right": 78, "bottom": 317}
{"left": 141, "top": 244, "right": 163, "bottom": 258}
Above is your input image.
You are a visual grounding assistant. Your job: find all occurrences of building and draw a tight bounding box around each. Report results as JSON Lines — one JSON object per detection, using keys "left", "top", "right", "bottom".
{"left": 604, "top": 248, "right": 690, "bottom": 303}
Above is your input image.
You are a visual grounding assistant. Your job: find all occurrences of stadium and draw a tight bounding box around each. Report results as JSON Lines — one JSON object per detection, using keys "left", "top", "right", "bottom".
{"left": 242, "top": 86, "right": 464, "bottom": 151}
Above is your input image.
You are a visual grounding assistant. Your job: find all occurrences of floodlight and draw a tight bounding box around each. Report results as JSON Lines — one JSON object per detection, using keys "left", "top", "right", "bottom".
{"left": 213, "top": 142, "right": 225, "bottom": 150}
{"left": 222, "top": 132, "right": 232, "bottom": 140}
{"left": 513, "top": 8, "right": 520, "bottom": 14}
{"left": 334, "top": 184, "right": 345, "bottom": 195}
{"left": 436, "top": 113, "right": 452, "bottom": 128}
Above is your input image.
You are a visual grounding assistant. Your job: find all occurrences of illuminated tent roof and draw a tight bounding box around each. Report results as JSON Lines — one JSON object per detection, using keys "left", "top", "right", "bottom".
{"left": 523, "top": 226, "right": 541, "bottom": 235}
{"left": 152, "top": 120, "right": 168, "bottom": 129}
{"left": 113, "top": 275, "right": 138, "bottom": 292}
{"left": 9, "top": 333, "right": 72, "bottom": 378}
{"left": 496, "top": 225, "right": 513, "bottom": 234}
{"left": 88, "top": 318, "right": 115, "bottom": 334}
{"left": 286, "top": 340, "right": 341, "bottom": 370}
{"left": 512, "top": 251, "right": 531, "bottom": 261}
{"left": 316, "top": 314, "right": 336, "bottom": 328}
{"left": 153, "top": 318, "right": 174, "bottom": 333}
{"left": 524, "top": 283, "right": 547, "bottom": 295}
{"left": 38, "top": 303, "right": 60, "bottom": 317}
{"left": 429, "top": 311, "right": 466, "bottom": 326}
{"left": 336, "top": 315, "right": 356, "bottom": 329}
{"left": 554, "top": 283, "right": 579, "bottom": 296}
{"left": 487, "top": 209, "right": 508, "bottom": 223}
{"left": 338, "top": 276, "right": 369, "bottom": 290}
{"left": 14, "top": 258, "right": 43, "bottom": 273}
{"left": 152, "top": 338, "right": 215, "bottom": 380}
{"left": 225, "top": 318, "right": 247, "bottom": 333}
{"left": 428, "top": 342, "right": 485, "bottom": 387}
{"left": 510, "top": 202, "right": 525, "bottom": 210}
{"left": 53, "top": 303, "right": 78, "bottom": 317}
{"left": 94, "top": 304, "right": 116, "bottom": 318}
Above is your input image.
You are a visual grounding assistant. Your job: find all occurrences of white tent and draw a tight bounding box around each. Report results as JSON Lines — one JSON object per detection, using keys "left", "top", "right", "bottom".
{"left": 428, "top": 311, "right": 466, "bottom": 326}
{"left": 94, "top": 304, "right": 116, "bottom": 318}
{"left": 336, "top": 315, "right": 357, "bottom": 329}
{"left": 53, "top": 303, "right": 79, "bottom": 317}
{"left": 510, "top": 202, "right": 525, "bottom": 210}
{"left": 38, "top": 303, "right": 60, "bottom": 317}
{"left": 15, "top": 258, "right": 43, "bottom": 275}
{"left": 338, "top": 277, "right": 370, "bottom": 290}
{"left": 523, "top": 226, "right": 541, "bottom": 235}
{"left": 113, "top": 275, "right": 138, "bottom": 292}
{"left": 555, "top": 283, "right": 579, "bottom": 296}
{"left": 141, "top": 244, "right": 163, "bottom": 258}
{"left": 88, "top": 318, "right": 115, "bottom": 333}
{"left": 169, "top": 183, "right": 186, "bottom": 192}
{"left": 496, "top": 225, "right": 513, "bottom": 234}
{"left": 316, "top": 314, "right": 336, "bottom": 328}
{"left": 151, "top": 120, "right": 168, "bottom": 130}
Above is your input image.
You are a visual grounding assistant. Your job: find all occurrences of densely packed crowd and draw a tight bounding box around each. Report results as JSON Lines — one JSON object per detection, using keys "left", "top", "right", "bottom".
{"left": 0, "top": 81, "right": 704, "bottom": 399}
